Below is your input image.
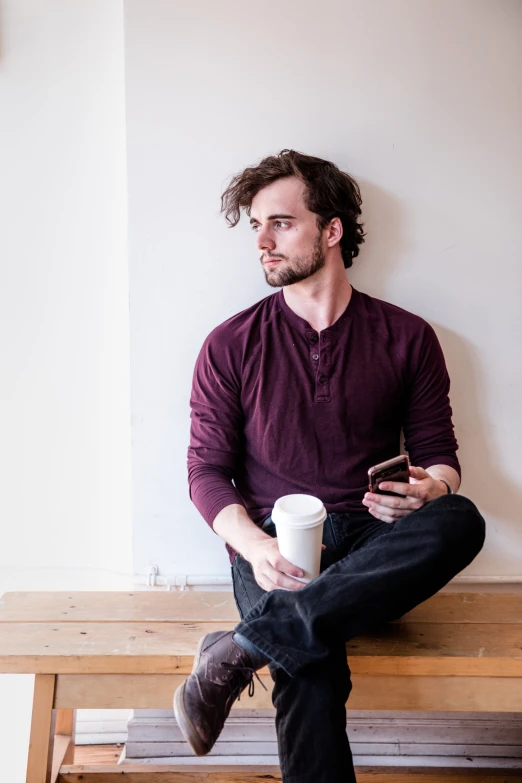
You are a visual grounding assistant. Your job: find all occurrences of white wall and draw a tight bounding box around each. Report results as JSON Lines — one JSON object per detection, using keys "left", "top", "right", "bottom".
{"left": 0, "top": 1, "right": 132, "bottom": 778}
{"left": 0, "top": 0, "right": 132, "bottom": 576}
{"left": 0, "top": 1, "right": 521, "bottom": 777}
{"left": 125, "top": 0, "right": 522, "bottom": 579}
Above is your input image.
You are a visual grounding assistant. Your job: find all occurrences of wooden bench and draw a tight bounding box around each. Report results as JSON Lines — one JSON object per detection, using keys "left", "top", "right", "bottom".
{"left": 1, "top": 590, "right": 522, "bottom": 782}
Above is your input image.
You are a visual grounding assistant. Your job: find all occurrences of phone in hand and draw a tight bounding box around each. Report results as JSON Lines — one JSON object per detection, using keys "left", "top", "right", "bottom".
{"left": 368, "top": 455, "right": 410, "bottom": 497}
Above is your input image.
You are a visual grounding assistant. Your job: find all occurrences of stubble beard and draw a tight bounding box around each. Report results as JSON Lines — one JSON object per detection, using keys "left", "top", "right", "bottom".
{"left": 263, "top": 233, "right": 326, "bottom": 288}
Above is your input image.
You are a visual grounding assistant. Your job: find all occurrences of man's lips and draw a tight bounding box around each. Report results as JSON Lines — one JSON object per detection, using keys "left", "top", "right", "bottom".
{"left": 263, "top": 258, "right": 282, "bottom": 266}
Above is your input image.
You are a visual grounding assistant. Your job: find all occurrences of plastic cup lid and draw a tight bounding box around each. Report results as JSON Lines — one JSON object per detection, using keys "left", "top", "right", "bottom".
{"left": 272, "top": 494, "right": 327, "bottom": 528}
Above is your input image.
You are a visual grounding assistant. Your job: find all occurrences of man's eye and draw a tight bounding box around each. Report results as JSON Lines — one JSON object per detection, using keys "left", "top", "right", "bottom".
{"left": 251, "top": 221, "right": 289, "bottom": 231}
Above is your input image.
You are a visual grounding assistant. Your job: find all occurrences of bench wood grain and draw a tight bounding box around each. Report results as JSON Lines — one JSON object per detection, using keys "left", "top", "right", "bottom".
{"left": 0, "top": 591, "right": 520, "bottom": 782}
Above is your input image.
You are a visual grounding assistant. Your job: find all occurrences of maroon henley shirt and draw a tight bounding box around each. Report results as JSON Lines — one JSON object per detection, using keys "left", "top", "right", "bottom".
{"left": 188, "top": 287, "right": 460, "bottom": 564}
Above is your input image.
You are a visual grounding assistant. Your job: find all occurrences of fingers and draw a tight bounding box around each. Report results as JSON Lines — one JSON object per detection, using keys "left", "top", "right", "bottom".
{"left": 373, "top": 481, "right": 417, "bottom": 497}
{"left": 363, "top": 491, "right": 420, "bottom": 523}
{"left": 364, "top": 502, "right": 421, "bottom": 522}
{"left": 268, "top": 559, "right": 306, "bottom": 589}
{"left": 260, "top": 548, "right": 326, "bottom": 590}
{"left": 409, "top": 465, "right": 430, "bottom": 480}
{"left": 271, "top": 552, "right": 304, "bottom": 580}
{"left": 368, "top": 508, "right": 402, "bottom": 524}
{"left": 364, "top": 489, "right": 424, "bottom": 508}
{"left": 250, "top": 539, "right": 308, "bottom": 592}
{"left": 258, "top": 564, "right": 305, "bottom": 591}
{"left": 256, "top": 551, "right": 306, "bottom": 592}
{"left": 256, "top": 573, "right": 282, "bottom": 591}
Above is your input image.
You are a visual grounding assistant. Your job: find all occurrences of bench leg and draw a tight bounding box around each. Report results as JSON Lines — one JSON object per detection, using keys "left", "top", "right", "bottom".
{"left": 54, "top": 709, "right": 76, "bottom": 765}
{"left": 26, "top": 674, "right": 56, "bottom": 783}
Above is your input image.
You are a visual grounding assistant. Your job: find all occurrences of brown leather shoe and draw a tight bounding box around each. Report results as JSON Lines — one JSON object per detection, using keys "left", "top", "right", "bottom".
{"left": 173, "top": 630, "right": 266, "bottom": 756}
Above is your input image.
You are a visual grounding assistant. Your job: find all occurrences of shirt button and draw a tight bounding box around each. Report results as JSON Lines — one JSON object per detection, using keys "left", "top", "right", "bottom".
{"left": 319, "top": 375, "right": 327, "bottom": 384}
{"left": 312, "top": 353, "right": 319, "bottom": 361}
{"left": 309, "top": 334, "right": 318, "bottom": 343}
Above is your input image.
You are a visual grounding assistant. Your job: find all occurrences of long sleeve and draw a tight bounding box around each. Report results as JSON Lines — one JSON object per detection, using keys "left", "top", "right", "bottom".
{"left": 187, "top": 330, "right": 246, "bottom": 529}
{"left": 402, "top": 323, "right": 461, "bottom": 476}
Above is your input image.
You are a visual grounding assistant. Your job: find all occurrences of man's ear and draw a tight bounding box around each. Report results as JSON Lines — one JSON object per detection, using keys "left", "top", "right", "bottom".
{"left": 326, "top": 216, "right": 343, "bottom": 248}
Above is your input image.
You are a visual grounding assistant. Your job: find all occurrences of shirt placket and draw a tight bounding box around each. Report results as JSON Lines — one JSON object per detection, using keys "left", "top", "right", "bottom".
{"left": 306, "top": 329, "right": 331, "bottom": 403}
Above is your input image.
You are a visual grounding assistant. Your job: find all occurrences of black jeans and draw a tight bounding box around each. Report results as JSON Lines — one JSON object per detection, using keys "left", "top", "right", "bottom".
{"left": 231, "top": 494, "right": 486, "bottom": 783}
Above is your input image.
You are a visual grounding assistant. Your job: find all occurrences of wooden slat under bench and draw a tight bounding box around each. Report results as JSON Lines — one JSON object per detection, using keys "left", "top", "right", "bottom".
{"left": 52, "top": 672, "right": 522, "bottom": 712}
{"left": 56, "top": 765, "right": 522, "bottom": 782}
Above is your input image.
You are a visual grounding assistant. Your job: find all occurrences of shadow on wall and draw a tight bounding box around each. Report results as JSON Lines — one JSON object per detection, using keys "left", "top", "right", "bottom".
{"left": 351, "top": 179, "right": 412, "bottom": 289}
{"left": 0, "top": 2, "right": 3, "bottom": 62}
{"left": 433, "top": 325, "right": 522, "bottom": 544}
{"left": 351, "top": 180, "right": 520, "bottom": 567}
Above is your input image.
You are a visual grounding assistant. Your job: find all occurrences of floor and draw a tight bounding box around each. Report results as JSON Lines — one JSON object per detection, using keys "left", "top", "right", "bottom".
{"left": 73, "top": 746, "right": 522, "bottom": 781}
{"left": 73, "top": 744, "right": 124, "bottom": 764}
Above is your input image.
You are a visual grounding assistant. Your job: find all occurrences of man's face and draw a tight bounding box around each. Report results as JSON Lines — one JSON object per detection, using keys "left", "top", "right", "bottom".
{"left": 250, "top": 177, "right": 325, "bottom": 288}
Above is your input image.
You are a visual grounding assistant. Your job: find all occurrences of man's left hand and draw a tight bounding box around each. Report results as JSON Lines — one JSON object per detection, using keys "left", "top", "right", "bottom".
{"left": 362, "top": 466, "right": 448, "bottom": 524}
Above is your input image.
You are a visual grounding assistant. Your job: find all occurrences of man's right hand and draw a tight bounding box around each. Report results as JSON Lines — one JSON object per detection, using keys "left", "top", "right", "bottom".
{"left": 244, "top": 537, "right": 306, "bottom": 592}
{"left": 212, "top": 504, "right": 325, "bottom": 593}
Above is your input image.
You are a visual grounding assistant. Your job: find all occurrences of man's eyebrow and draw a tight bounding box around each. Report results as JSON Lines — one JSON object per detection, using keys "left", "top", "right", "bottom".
{"left": 249, "top": 214, "right": 297, "bottom": 224}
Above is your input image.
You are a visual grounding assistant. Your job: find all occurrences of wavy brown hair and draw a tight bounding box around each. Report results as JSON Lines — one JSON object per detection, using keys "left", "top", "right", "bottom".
{"left": 220, "top": 149, "right": 365, "bottom": 269}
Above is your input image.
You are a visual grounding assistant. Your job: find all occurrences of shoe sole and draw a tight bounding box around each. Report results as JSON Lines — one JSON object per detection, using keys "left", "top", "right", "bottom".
{"left": 173, "top": 634, "right": 211, "bottom": 756}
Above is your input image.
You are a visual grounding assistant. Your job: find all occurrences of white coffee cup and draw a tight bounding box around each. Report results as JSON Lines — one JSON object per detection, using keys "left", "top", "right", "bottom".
{"left": 272, "top": 494, "right": 327, "bottom": 583}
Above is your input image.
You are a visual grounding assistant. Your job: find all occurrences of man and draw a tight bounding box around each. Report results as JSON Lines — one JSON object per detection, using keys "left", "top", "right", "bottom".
{"left": 174, "top": 150, "right": 485, "bottom": 782}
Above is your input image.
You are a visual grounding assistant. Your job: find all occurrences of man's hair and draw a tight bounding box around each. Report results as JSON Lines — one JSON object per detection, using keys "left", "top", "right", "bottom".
{"left": 220, "top": 149, "right": 365, "bottom": 269}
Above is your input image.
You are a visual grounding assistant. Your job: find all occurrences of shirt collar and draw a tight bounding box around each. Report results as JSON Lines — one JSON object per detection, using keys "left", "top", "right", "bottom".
{"left": 276, "top": 286, "right": 359, "bottom": 335}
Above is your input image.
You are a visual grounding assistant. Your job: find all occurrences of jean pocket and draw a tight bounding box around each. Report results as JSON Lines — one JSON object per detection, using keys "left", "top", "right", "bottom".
{"left": 261, "top": 515, "right": 277, "bottom": 538}
{"left": 231, "top": 559, "right": 254, "bottom": 618}
{"left": 322, "top": 514, "right": 336, "bottom": 550}
{"left": 329, "top": 514, "right": 348, "bottom": 549}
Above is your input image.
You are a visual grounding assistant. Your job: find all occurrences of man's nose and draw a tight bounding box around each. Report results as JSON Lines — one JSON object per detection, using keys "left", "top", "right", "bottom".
{"left": 255, "top": 226, "right": 275, "bottom": 252}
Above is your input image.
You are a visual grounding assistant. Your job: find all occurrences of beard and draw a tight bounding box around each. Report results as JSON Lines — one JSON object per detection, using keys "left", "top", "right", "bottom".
{"left": 262, "top": 233, "right": 325, "bottom": 288}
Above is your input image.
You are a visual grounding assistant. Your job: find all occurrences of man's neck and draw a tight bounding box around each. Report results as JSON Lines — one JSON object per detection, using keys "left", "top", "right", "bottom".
{"left": 282, "top": 271, "right": 353, "bottom": 333}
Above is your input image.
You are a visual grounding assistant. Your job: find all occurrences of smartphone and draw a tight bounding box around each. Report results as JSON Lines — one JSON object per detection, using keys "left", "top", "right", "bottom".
{"left": 368, "top": 455, "right": 410, "bottom": 496}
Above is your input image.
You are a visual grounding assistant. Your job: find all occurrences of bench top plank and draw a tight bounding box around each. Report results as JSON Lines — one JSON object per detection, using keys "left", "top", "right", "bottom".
{"left": 0, "top": 620, "right": 521, "bottom": 676}
{"left": 1, "top": 591, "right": 521, "bottom": 677}
{"left": 0, "top": 591, "right": 520, "bottom": 624}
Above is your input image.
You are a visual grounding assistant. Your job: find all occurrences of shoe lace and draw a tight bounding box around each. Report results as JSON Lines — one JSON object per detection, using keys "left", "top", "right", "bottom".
{"left": 222, "top": 662, "right": 268, "bottom": 699}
